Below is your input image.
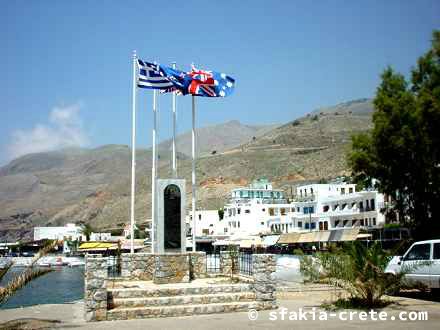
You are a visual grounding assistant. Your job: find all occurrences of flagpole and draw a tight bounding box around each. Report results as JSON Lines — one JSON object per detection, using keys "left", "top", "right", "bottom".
{"left": 191, "top": 95, "right": 196, "bottom": 251}
{"left": 172, "top": 62, "right": 177, "bottom": 178}
{"left": 130, "top": 50, "right": 137, "bottom": 254}
{"left": 151, "top": 89, "right": 157, "bottom": 254}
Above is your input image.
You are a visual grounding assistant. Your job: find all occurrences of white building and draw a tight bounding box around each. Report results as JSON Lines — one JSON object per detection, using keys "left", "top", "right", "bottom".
{"left": 34, "top": 223, "right": 83, "bottom": 241}
{"left": 90, "top": 232, "right": 112, "bottom": 241}
{"left": 214, "top": 179, "right": 387, "bottom": 238}
{"left": 290, "top": 183, "right": 386, "bottom": 233}
{"left": 221, "top": 178, "right": 294, "bottom": 237}
{"left": 186, "top": 210, "right": 220, "bottom": 237}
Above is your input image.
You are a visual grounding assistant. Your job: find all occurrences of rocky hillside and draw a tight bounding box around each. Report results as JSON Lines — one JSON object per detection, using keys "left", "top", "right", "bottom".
{"left": 0, "top": 99, "right": 374, "bottom": 241}
{"left": 157, "top": 120, "right": 277, "bottom": 157}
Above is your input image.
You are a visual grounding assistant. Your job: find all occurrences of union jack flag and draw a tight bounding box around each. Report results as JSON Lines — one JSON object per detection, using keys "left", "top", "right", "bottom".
{"left": 136, "top": 58, "right": 235, "bottom": 98}
{"left": 185, "top": 65, "right": 235, "bottom": 97}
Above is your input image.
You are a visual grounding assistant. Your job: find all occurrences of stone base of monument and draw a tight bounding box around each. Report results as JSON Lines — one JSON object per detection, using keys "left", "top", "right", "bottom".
{"left": 84, "top": 253, "right": 277, "bottom": 322}
{"left": 154, "top": 253, "right": 190, "bottom": 284}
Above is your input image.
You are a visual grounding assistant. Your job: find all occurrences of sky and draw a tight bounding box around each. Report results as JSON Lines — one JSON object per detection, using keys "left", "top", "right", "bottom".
{"left": 1, "top": 0, "right": 439, "bottom": 165}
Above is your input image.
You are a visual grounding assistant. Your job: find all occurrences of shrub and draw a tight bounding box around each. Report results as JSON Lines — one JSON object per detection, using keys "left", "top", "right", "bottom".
{"left": 293, "top": 248, "right": 304, "bottom": 256}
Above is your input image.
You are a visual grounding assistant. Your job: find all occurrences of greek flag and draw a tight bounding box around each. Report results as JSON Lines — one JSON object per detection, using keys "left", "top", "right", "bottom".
{"left": 137, "top": 59, "right": 175, "bottom": 90}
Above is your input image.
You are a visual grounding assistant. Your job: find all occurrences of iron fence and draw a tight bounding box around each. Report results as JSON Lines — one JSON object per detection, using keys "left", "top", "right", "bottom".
{"left": 107, "top": 255, "right": 121, "bottom": 278}
{"left": 239, "top": 252, "right": 253, "bottom": 276}
{"left": 206, "top": 253, "right": 221, "bottom": 273}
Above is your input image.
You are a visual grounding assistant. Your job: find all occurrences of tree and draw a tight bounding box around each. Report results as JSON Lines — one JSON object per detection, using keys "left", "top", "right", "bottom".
{"left": 80, "top": 223, "right": 94, "bottom": 241}
{"left": 349, "top": 30, "right": 440, "bottom": 239}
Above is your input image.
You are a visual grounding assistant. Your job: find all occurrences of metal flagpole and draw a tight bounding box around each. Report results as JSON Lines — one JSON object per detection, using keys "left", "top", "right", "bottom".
{"left": 151, "top": 90, "right": 157, "bottom": 253}
{"left": 130, "top": 50, "right": 137, "bottom": 254}
{"left": 191, "top": 95, "right": 196, "bottom": 251}
{"left": 172, "top": 62, "right": 177, "bottom": 178}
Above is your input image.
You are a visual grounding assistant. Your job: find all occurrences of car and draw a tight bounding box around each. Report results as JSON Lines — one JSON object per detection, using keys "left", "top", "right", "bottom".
{"left": 385, "top": 239, "right": 440, "bottom": 290}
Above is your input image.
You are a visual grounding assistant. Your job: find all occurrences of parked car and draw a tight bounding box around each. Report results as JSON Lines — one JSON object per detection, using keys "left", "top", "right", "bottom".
{"left": 385, "top": 239, "right": 440, "bottom": 291}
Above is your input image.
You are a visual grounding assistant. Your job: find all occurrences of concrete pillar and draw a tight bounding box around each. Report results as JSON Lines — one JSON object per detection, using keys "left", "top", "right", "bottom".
{"left": 84, "top": 254, "right": 108, "bottom": 322}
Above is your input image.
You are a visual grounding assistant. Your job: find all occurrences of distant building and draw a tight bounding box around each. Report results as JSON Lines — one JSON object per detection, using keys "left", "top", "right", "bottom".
{"left": 33, "top": 223, "right": 83, "bottom": 241}
{"left": 90, "top": 232, "right": 112, "bottom": 241}
{"left": 186, "top": 210, "right": 220, "bottom": 237}
{"left": 290, "top": 183, "right": 386, "bottom": 232}
{"left": 209, "top": 179, "right": 387, "bottom": 238}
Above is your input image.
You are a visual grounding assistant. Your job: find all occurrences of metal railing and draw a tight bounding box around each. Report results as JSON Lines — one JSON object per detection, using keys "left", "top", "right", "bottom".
{"left": 107, "top": 255, "right": 121, "bottom": 278}
{"left": 206, "top": 253, "right": 221, "bottom": 273}
{"left": 239, "top": 253, "right": 253, "bottom": 276}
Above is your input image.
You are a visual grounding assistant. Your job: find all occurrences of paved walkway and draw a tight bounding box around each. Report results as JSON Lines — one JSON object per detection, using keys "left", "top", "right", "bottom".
{"left": 1, "top": 291, "right": 440, "bottom": 329}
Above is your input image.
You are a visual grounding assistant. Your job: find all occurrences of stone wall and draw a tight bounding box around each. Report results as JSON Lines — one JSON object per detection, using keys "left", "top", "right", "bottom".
{"left": 84, "top": 254, "right": 108, "bottom": 322}
{"left": 220, "top": 251, "right": 239, "bottom": 276}
{"left": 121, "top": 253, "right": 154, "bottom": 280}
{"left": 189, "top": 251, "right": 207, "bottom": 279}
{"left": 154, "top": 253, "right": 190, "bottom": 284}
{"left": 120, "top": 252, "right": 207, "bottom": 282}
{"left": 251, "top": 254, "right": 277, "bottom": 309}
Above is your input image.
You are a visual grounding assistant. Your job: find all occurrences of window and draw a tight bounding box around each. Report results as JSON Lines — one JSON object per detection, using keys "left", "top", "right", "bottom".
{"left": 360, "top": 219, "right": 364, "bottom": 226}
{"left": 341, "top": 188, "right": 345, "bottom": 195}
{"left": 297, "top": 207, "right": 300, "bottom": 212}
{"left": 311, "top": 223, "right": 316, "bottom": 230}
{"left": 269, "top": 208, "right": 275, "bottom": 216}
{"left": 260, "top": 222, "right": 265, "bottom": 226}
{"left": 341, "top": 203, "right": 347, "bottom": 210}
{"left": 370, "top": 199, "right": 375, "bottom": 211}
{"left": 280, "top": 208, "right": 286, "bottom": 215}
{"left": 209, "top": 224, "right": 213, "bottom": 227}
{"left": 202, "top": 229, "right": 209, "bottom": 235}
{"left": 238, "top": 222, "right": 240, "bottom": 228}
{"left": 298, "top": 221, "right": 303, "bottom": 228}
{"left": 237, "top": 208, "right": 241, "bottom": 215}
{"left": 433, "top": 243, "right": 440, "bottom": 259}
{"left": 373, "top": 218, "right": 376, "bottom": 226}
{"left": 245, "top": 209, "right": 250, "bottom": 214}
{"left": 262, "top": 208, "right": 266, "bottom": 212}
{"left": 343, "top": 220, "right": 348, "bottom": 227}
{"left": 323, "top": 205, "right": 329, "bottom": 212}
{"left": 349, "top": 188, "right": 353, "bottom": 193}
{"left": 198, "top": 214, "right": 202, "bottom": 220}
{"left": 224, "top": 228, "right": 228, "bottom": 233}
{"left": 305, "top": 223, "right": 309, "bottom": 229}
{"left": 404, "top": 244, "right": 431, "bottom": 261}
{"left": 335, "top": 220, "right": 340, "bottom": 227}
{"left": 310, "top": 188, "right": 314, "bottom": 195}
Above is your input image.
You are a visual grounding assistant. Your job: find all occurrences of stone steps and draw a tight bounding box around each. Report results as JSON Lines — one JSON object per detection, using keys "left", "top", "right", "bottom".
{"left": 108, "top": 283, "right": 252, "bottom": 299}
{"left": 110, "top": 291, "right": 256, "bottom": 308}
{"left": 106, "top": 301, "right": 259, "bottom": 320}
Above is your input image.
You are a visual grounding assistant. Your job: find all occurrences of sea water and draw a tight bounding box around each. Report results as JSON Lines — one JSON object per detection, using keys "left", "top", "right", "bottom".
{"left": 0, "top": 266, "right": 84, "bottom": 309}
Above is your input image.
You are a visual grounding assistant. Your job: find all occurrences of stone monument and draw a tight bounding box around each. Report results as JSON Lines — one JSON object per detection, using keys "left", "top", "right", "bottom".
{"left": 154, "top": 179, "right": 186, "bottom": 254}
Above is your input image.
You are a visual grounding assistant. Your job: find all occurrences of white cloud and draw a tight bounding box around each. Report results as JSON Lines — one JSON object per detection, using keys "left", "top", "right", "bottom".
{"left": 7, "top": 103, "right": 89, "bottom": 160}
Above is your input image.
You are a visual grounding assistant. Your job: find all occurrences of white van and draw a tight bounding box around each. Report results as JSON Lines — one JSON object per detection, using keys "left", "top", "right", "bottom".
{"left": 385, "top": 239, "right": 440, "bottom": 290}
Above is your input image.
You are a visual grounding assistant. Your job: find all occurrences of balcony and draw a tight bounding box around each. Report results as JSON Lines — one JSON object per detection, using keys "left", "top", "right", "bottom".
{"left": 293, "top": 194, "right": 316, "bottom": 202}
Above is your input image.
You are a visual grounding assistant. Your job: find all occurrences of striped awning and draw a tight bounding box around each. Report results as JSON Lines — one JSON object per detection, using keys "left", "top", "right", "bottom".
{"left": 78, "top": 242, "right": 117, "bottom": 250}
{"left": 278, "top": 228, "right": 361, "bottom": 244}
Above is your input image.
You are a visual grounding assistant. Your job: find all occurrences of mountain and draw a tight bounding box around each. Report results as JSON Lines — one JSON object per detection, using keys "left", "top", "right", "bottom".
{"left": 157, "top": 120, "right": 278, "bottom": 157}
{"left": 0, "top": 99, "right": 374, "bottom": 241}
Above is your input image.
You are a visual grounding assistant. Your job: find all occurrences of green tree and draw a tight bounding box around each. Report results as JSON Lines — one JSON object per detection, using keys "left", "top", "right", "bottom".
{"left": 349, "top": 30, "right": 440, "bottom": 239}
{"left": 80, "top": 223, "right": 94, "bottom": 241}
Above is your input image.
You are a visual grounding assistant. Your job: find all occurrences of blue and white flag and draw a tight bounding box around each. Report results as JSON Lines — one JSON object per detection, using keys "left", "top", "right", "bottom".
{"left": 137, "top": 59, "right": 235, "bottom": 97}
{"left": 137, "top": 59, "right": 176, "bottom": 90}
